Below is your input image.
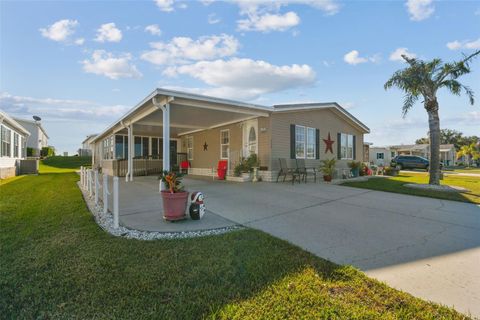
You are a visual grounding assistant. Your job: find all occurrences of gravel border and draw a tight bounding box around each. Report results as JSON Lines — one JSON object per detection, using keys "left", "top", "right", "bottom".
{"left": 404, "top": 183, "right": 470, "bottom": 193}
{"left": 77, "top": 182, "right": 243, "bottom": 240}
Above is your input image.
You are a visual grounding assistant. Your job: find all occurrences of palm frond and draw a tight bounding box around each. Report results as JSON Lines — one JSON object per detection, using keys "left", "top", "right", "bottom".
{"left": 402, "top": 93, "right": 419, "bottom": 117}
{"left": 436, "top": 50, "right": 480, "bottom": 83}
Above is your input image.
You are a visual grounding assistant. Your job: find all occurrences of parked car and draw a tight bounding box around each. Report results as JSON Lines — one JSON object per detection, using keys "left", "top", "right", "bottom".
{"left": 390, "top": 155, "right": 442, "bottom": 171}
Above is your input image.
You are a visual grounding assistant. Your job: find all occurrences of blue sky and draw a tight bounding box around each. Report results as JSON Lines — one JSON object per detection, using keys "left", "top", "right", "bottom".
{"left": 1, "top": 0, "right": 479, "bottom": 154}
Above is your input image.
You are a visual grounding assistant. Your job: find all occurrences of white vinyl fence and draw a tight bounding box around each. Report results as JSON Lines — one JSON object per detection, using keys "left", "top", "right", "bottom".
{"left": 80, "top": 166, "right": 119, "bottom": 229}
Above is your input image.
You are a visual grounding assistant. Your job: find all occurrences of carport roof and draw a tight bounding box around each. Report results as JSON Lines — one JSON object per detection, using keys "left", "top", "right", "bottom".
{"left": 92, "top": 88, "right": 370, "bottom": 142}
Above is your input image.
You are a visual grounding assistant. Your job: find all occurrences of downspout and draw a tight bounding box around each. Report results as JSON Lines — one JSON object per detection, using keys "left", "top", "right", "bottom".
{"left": 121, "top": 121, "right": 132, "bottom": 182}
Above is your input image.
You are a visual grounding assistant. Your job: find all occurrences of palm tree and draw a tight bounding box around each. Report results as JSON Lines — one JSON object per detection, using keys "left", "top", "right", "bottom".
{"left": 385, "top": 50, "right": 480, "bottom": 185}
{"left": 457, "top": 143, "right": 480, "bottom": 167}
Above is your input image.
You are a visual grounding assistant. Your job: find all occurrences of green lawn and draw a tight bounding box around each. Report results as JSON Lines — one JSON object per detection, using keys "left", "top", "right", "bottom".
{"left": 0, "top": 167, "right": 469, "bottom": 319}
{"left": 39, "top": 156, "right": 92, "bottom": 173}
{"left": 343, "top": 172, "right": 480, "bottom": 204}
{"left": 446, "top": 168, "right": 480, "bottom": 174}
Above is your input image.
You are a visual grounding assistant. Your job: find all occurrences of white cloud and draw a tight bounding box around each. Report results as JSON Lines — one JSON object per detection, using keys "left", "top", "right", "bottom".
{"left": 344, "top": 50, "right": 368, "bottom": 65}
{"left": 163, "top": 58, "right": 316, "bottom": 100}
{"left": 82, "top": 50, "right": 142, "bottom": 80}
{"left": 39, "top": 19, "right": 78, "bottom": 42}
{"left": 141, "top": 34, "right": 239, "bottom": 65}
{"left": 145, "top": 24, "right": 162, "bottom": 36}
{"left": 95, "top": 23, "right": 122, "bottom": 43}
{"left": 155, "top": 0, "right": 175, "bottom": 12}
{"left": 405, "top": 0, "right": 434, "bottom": 21}
{"left": 0, "top": 92, "right": 130, "bottom": 120}
{"left": 238, "top": 11, "right": 300, "bottom": 32}
{"left": 208, "top": 13, "right": 221, "bottom": 24}
{"left": 389, "top": 47, "right": 417, "bottom": 62}
{"left": 74, "top": 38, "right": 85, "bottom": 45}
{"left": 234, "top": 0, "right": 339, "bottom": 16}
{"left": 233, "top": 0, "right": 339, "bottom": 32}
{"left": 446, "top": 38, "right": 480, "bottom": 50}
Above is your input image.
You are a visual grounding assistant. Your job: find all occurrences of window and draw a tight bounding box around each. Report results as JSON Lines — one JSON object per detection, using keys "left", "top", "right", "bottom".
{"left": 187, "top": 136, "right": 193, "bottom": 160}
{"left": 124, "top": 136, "right": 128, "bottom": 159}
{"left": 13, "top": 133, "right": 19, "bottom": 158}
{"left": 376, "top": 152, "right": 384, "bottom": 160}
{"left": 295, "top": 125, "right": 305, "bottom": 158}
{"left": 306, "top": 127, "right": 316, "bottom": 159}
{"left": 115, "top": 135, "right": 124, "bottom": 159}
{"left": 220, "top": 130, "right": 229, "bottom": 159}
{"left": 295, "top": 125, "right": 316, "bottom": 159}
{"left": 142, "top": 137, "right": 149, "bottom": 157}
{"left": 102, "top": 136, "right": 114, "bottom": 160}
{"left": 134, "top": 137, "right": 142, "bottom": 157}
{"left": 391, "top": 151, "right": 395, "bottom": 158}
{"left": 248, "top": 127, "right": 257, "bottom": 154}
{"left": 20, "top": 136, "right": 25, "bottom": 158}
{"left": 340, "top": 133, "right": 354, "bottom": 160}
{"left": 152, "top": 138, "right": 159, "bottom": 157}
{"left": 1, "top": 126, "right": 11, "bottom": 157}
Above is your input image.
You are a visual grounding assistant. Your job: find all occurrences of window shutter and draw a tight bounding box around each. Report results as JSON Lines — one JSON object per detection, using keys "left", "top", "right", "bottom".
{"left": 337, "top": 133, "right": 341, "bottom": 160}
{"left": 290, "top": 124, "right": 296, "bottom": 159}
{"left": 353, "top": 135, "right": 357, "bottom": 160}
{"left": 315, "top": 129, "right": 320, "bottom": 159}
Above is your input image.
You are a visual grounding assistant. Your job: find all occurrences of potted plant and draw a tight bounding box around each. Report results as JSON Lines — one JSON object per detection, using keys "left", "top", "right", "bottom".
{"left": 384, "top": 166, "right": 399, "bottom": 177}
{"left": 348, "top": 161, "right": 361, "bottom": 177}
{"left": 159, "top": 171, "right": 189, "bottom": 221}
{"left": 320, "top": 158, "right": 336, "bottom": 182}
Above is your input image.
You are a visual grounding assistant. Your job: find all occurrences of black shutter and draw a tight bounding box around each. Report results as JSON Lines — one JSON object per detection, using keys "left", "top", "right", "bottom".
{"left": 353, "top": 135, "right": 356, "bottom": 160}
{"left": 337, "top": 133, "right": 342, "bottom": 160}
{"left": 290, "top": 124, "right": 296, "bottom": 159}
{"left": 315, "top": 129, "right": 320, "bottom": 159}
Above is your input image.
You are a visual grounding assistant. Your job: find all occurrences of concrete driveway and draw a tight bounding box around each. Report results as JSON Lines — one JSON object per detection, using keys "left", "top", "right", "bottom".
{"left": 117, "top": 176, "right": 480, "bottom": 317}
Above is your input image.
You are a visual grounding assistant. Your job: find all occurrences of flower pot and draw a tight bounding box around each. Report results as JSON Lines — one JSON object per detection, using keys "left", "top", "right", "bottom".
{"left": 161, "top": 191, "right": 188, "bottom": 221}
{"left": 323, "top": 175, "right": 332, "bottom": 182}
{"left": 351, "top": 168, "right": 359, "bottom": 177}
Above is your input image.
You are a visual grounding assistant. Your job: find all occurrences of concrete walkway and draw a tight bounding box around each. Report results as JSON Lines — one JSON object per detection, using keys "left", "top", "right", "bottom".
{"left": 116, "top": 176, "right": 480, "bottom": 317}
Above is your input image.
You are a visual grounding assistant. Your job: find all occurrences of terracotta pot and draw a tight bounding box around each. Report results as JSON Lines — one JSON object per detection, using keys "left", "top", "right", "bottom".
{"left": 323, "top": 175, "right": 332, "bottom": 182}
{"left": 161, "top": 191, "right": 189, "bottom": 221}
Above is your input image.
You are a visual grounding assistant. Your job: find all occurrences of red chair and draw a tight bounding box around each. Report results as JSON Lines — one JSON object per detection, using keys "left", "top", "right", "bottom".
{"left": 180, "top": 161, "right": 190, "bottom": 174}
{"left": 217, "top": 160, "right": 228, "bottom": 180}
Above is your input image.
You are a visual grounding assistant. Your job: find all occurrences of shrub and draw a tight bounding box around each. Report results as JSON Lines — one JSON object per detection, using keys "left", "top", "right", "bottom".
{"left": 27, "top": 147, "right": 35, "bottom": 157}
{"left": 40, "top": 146, "right": 55, "bottom": 157}
{"left": 320, "top": 158, "right": 336, "bottom": 177}
{"left": 233, "top": 154, "right": 260, "bottom": 176}
{"left": 384, "top": 167, "right": 399, "bottom": 176}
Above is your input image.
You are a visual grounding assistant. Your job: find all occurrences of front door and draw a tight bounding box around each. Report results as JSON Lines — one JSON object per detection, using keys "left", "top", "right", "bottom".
{"left": 242, "top": 119, "right": 258, "bottom": 157}
{"left": 159, "top": 139, "right": 178, "bottom": 166}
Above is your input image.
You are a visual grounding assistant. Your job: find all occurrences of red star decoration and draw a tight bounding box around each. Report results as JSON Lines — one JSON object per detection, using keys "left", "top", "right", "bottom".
{"left": 323, "top": 132, "right": 335, "bottom": 154}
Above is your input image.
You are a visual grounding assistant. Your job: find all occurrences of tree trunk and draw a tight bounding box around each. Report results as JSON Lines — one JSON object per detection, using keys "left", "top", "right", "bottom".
{"left": 426, "top": 100, "right": 441, "bottom": 185}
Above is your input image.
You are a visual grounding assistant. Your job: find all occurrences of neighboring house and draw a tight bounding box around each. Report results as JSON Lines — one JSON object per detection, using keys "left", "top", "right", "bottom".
{"left": 90, "top": 88, "right": 370, "bottom": 181}
{"left": 78, "top": 134, "right": 97, "bottom": 156}
{"left": 0, "top": 110, "right": 30, "bottom": 179}
{"left": 369, "top": 146, "right": 396, "bottom": 166}
{"left": 14, "top": 117, "right": 49, "bottom": 156}
{"left": 369, "top": 144, "right": 457, "bottom": 166}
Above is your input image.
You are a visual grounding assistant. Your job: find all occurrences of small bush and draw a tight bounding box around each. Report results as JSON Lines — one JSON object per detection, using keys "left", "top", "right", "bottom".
{"left": 40, "top": 146, "right": 55, "bottom": 157}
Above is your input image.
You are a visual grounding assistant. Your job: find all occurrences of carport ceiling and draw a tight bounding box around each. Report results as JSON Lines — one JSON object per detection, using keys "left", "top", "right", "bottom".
{"left": 135, "top": 103, "right": 265, "bottom": 135}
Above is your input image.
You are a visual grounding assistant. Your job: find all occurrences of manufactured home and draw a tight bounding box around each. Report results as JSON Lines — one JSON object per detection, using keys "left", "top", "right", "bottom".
{"left": 90, "top": 89, "right": 370, "bottom": 181}
{"left": 0, "top": 110, "right": 30, "bottom": 179}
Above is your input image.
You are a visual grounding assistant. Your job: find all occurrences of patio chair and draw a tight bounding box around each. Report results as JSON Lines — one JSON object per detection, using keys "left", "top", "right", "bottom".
{"left": 296, "top": 159, "right": 317, "bottom": 183}
{"left": 276, "top": 158, "right": 300, "bottom": 184}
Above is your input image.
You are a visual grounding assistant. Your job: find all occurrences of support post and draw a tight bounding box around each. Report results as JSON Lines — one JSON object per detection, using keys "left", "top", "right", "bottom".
{"left": 90, "top": 170, "right": 94, "bottom": 197}
{"left": 80, "top": 166, "right": 84, "bottom": 188}
{"left": 103, "top": 174, "right": 109, "bottom": 214}
{"left": 113, "top": 176, "right": 119, "bottom": 229}
{"left": 94, "top": 170, "right": 99, "bottom": 206}
{"left": 162, "top": 103, "right": 170, "bottom": 172}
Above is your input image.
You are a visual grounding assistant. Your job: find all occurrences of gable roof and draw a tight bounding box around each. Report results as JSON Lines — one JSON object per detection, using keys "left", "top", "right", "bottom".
{"left": 93, "top": 88, "right": 370, "bottom": 142}
{"left": 0, "top": 109, "right": 30, "bottom": 136}
{"left": 272, "top": 102, "right": 370, "bottom": 133}
{"left": 13, "top": 117, "right": 49, "bottom": 139}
